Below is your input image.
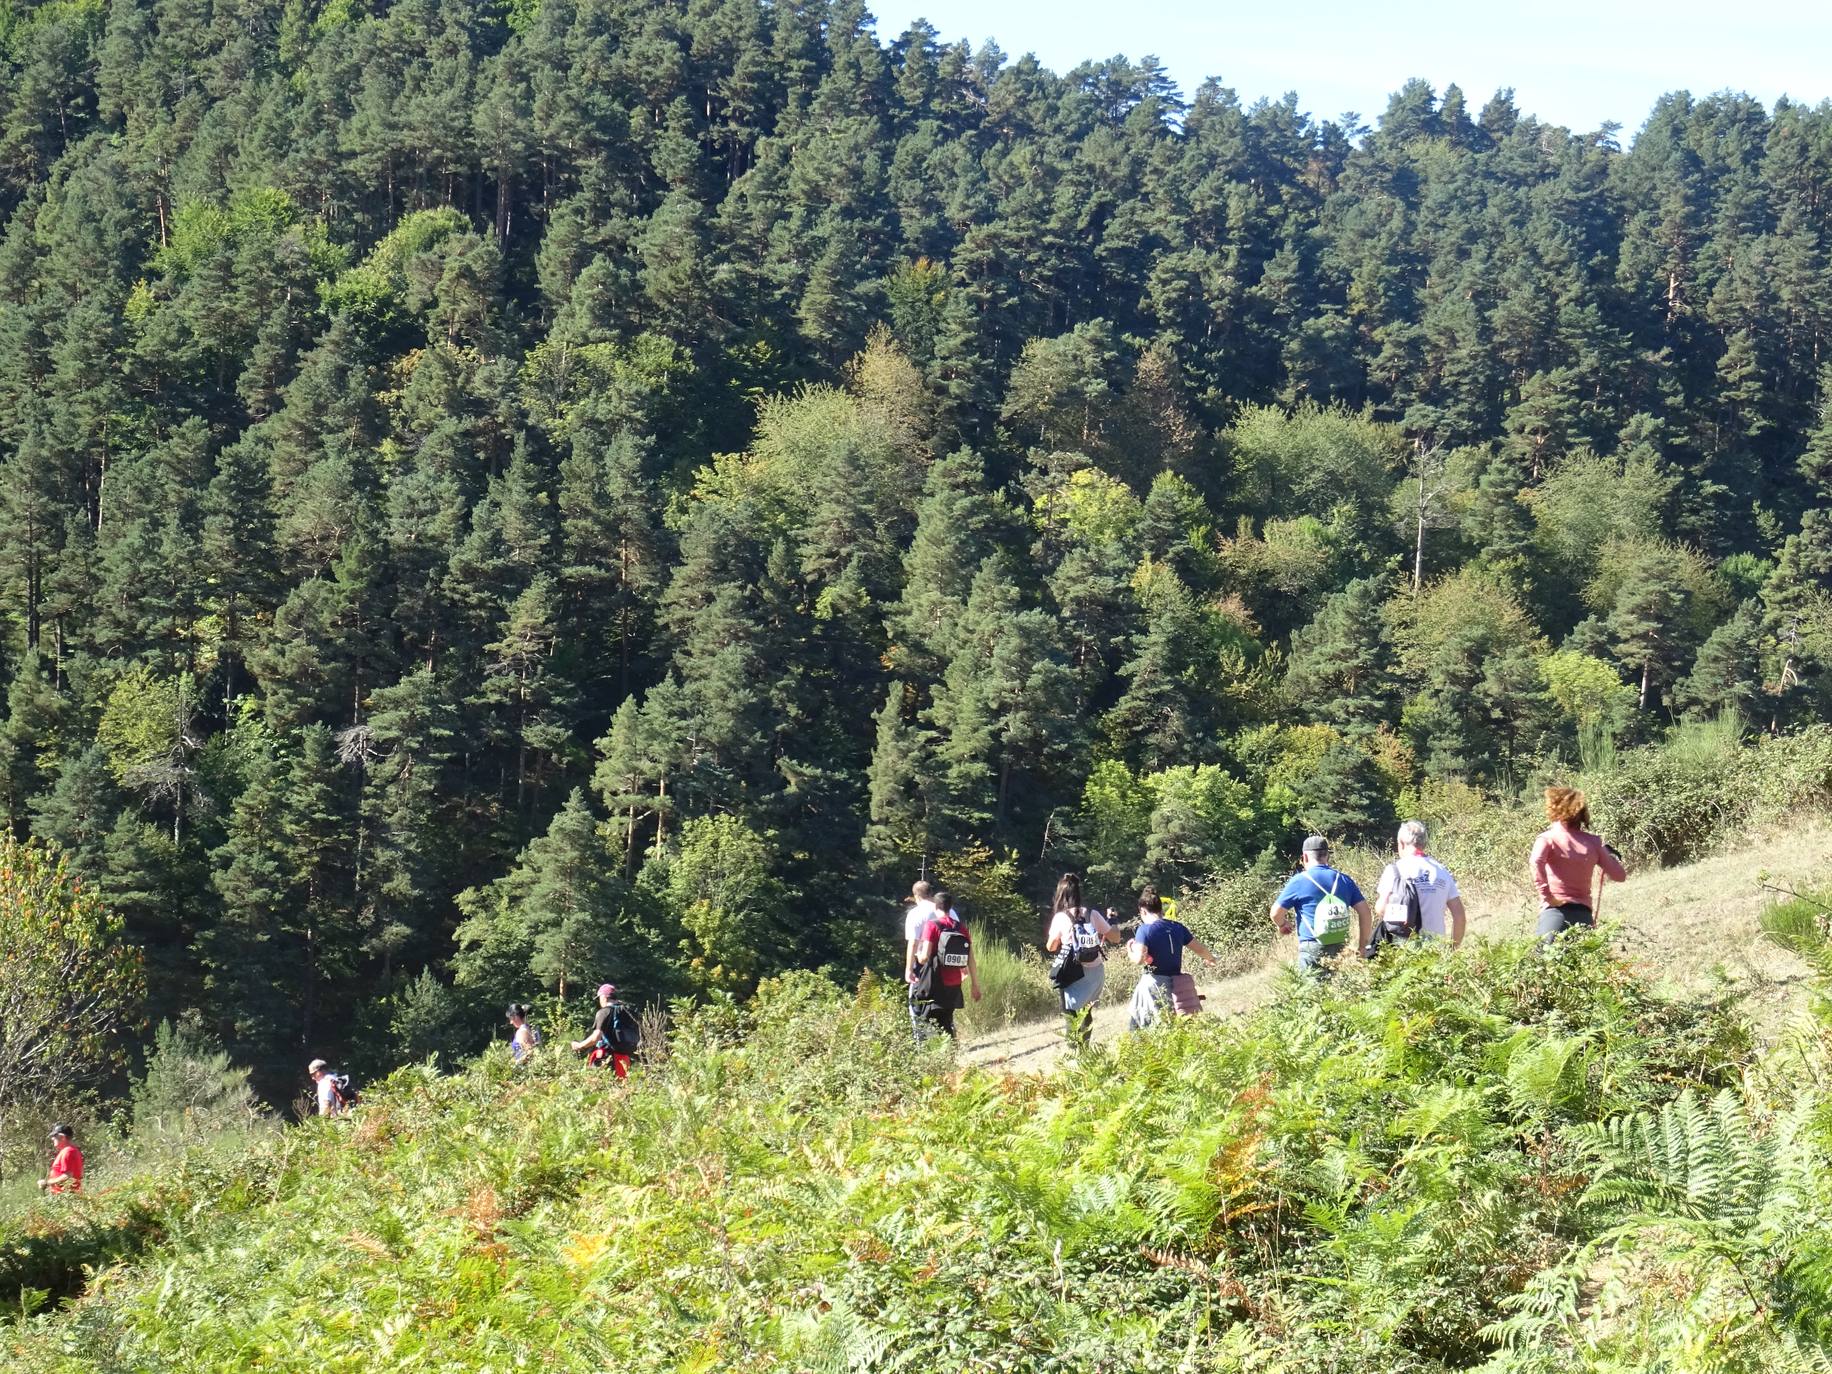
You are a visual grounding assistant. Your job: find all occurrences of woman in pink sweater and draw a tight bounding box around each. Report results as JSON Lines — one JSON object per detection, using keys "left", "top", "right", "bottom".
{"left": 1530, "top": 787, "right": 1627, "bottom": 940}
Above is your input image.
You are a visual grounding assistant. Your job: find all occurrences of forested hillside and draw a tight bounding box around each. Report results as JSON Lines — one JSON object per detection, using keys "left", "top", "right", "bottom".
{"left": 3, "top": 0, "right": 1832, "bottom": 1095}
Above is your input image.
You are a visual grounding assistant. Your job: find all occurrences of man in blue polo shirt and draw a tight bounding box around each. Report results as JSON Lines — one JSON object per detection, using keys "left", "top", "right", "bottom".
{"left": 1270, "top": 835, "right": 1371, "bottom": 973}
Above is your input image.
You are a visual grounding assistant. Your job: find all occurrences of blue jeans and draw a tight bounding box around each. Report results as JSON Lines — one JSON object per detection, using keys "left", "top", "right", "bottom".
{"left": 1297, "top": 939, "right": 1343, "bottom": 975}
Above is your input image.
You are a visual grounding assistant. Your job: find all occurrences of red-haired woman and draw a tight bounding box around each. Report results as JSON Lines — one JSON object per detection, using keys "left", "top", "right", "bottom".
{"left": 1530, "top": 787, "right": 1626, "bottom": 940}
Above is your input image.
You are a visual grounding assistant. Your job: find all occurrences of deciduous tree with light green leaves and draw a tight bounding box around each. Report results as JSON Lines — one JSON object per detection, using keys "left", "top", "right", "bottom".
{"left": 0, "top": 837, "right": 143, "bottom": 1127}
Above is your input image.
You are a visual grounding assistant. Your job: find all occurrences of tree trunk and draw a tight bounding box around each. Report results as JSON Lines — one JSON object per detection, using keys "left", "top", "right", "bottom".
{"left": 1413, "top": 480, "right": 1427, "bottom": 591}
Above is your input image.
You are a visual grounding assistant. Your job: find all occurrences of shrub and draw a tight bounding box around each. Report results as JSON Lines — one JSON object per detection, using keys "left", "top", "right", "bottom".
{"left": 130, "top": 1022, "right": 264, "bottom": 1143}
{"left": 958, "top": 938, "right": 1060, "bottom": 1039}
{"left": 1178, "top": 850, "right": 1286, "bottom": 962}
{"left": 1584, "top": 715, "right": 1755, "bottom": 865}
{"left": 0, "top": 938, "right": 1767, "bottom": 1373}
{"left": 0, "top": 838, "right": 144, "bottom": 1175}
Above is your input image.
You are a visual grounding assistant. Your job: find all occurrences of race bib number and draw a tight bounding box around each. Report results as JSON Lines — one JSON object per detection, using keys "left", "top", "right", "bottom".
{"left": 1314, "top": 895, "right": 1352, "bottom": 946}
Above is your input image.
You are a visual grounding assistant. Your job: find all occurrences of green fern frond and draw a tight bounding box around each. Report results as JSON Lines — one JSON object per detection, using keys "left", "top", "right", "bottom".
{"left": 1502, "top": 1029, "right": 1592, "bottom": 1119}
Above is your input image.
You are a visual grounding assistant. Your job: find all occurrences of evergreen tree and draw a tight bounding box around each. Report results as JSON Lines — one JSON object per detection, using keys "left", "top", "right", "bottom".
{"left": 363, "top": 667, "right": 462, "bottom": 979}
{"left": 453, "top": 788, "right": 635, "bottom": 1004}
{"left": 0, "top": 659, "right": 65, "bottom": 835}
{"left": 864, "top": 680, "right": 936, "bottom": 867}
{"left": 1285, "top": 575, "right": 1394, "bottom": 734}
{"left": 30, "top": 742, "right": 120, "bottom": 879}
{"left": 886, "top": 447, "right": 1006, "bottom": 678}
{"left": 1678, "top": 600, "right": 1763, "bottom": 720}
{"left": 926, "top": 557, "right": 1079, "bottom": 836}
{"left": 557, "top": 426, "right": 664, "bottom": 704}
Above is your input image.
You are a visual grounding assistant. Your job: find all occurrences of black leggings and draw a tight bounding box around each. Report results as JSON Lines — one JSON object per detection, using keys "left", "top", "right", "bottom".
{"left": 1537, "top": 902, "right": 1594, "bottom": 942}
{"left": 911, "top": 1001, "right": 957, "bottom": 1041}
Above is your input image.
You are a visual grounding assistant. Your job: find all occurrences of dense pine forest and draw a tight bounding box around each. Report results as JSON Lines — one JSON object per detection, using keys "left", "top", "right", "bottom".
{"left": 2, "top": 0, "right": 1832, "bottom": 1095}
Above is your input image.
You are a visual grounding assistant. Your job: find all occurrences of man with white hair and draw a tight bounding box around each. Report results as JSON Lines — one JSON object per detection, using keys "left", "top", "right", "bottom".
{"left": 1372, "top": 820, "right": 1466, "bottom": 950}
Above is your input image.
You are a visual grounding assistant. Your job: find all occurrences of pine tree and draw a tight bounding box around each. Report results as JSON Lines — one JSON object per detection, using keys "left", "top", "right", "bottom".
{"left": 480, "top": 576, "right": 576, "bottom": 815}
{"left": 0, "top": 413, "right": 70, "bottom": 652}
{"left": 40, "top": 510, "right": 97, "bottom": 683}
{"left": 1800, "top": 363, "right": 1832, "bottom": 502}
{"left": 1677, "top": 600, "right": 1763, "bottom": 720}
{"left": 0, "top": 659, "right": 65, "bottom": 835}
{"left": 201, "top": 437, "right": 279, "bottom": 707}
{"left": 661, "top": 504, "right": 773, "bottom": 813}
{"left": 887, "top": 447, "right": 1006, "bottom": 678}
{"left": 1286, "top": 575, "right": 1394, "bottom": 734}
{"left": 1602, "top": 553, "right": 1695, "bottom": 712}
{"left": 284, "top": 725, "right": 361, "bottom": 1060}
{"left": 30, "top": 742, "right": 120, "bottom": 880}
{"left": 864, "top": 680, "right": 936, "bottom": 866}
{"left": 1104, "top": 575, "right": 1231, "bottom": 771}
{"left": 557, "top": 426, "right": 665, "bottom": 704}
{"left": 208, "top": 742, "right": 301, "bottom": 1079}
{"left": 363, "top": 667, "right": 462, "bottom": 979}
{"left": 453, "top": 788, "right": 631, "bottom": 1004}
{"left": 926, "top": 557, "right": 1079, "bottom": 836}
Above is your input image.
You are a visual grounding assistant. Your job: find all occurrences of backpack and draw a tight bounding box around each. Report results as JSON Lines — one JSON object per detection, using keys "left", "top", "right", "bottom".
{"left": 329, "top": 1071, "right": 358, "bottom": 1108}
{"left": 1070, "top": 910, "right": 1104, "bottom": 965}
{"left": 1304, "top": 870, "right": 1353, "bottom": 948}
{"left": 608, "top": 1004, "right": 642, "bottom": 1055}
{"left": 912, "top": 912, "right": 971, "bottom": 1003}
{"left": 594, "top": 1004, "right": 642, "bottom": 1057}
{"left": 1384, "top": 863, "right": 1424, "bottom": 936}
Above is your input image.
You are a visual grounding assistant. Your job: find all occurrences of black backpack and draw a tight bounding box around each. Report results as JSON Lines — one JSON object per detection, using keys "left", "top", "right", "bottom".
{"left": 1389, "top": 869, "right": 1424, "bottom": 935}
{"left": 1368, "top": 865, "right": 1425, "bottom": 957}
{"left": 329, "top": 1071, "right": 358, "bottom": 1108}
{"left": 608, "top": 1004, "right": 642, "bottom": 1055}
{"left": 912, "top": 913, "right": 971, "bottom": 1002}
{"left": 596, "top": 1003, "right": 641, "bottom": 1056}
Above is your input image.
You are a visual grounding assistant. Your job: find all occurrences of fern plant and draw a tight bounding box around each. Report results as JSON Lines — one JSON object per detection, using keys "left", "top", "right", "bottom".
{"left": 1487, "top": 1089, "right": 1832, "bottom": 1372}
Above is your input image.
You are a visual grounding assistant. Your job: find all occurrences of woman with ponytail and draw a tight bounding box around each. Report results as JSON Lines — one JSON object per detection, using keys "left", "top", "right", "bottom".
{"left": 1044, "top": 872, "right": 1119, "bottom": 1049}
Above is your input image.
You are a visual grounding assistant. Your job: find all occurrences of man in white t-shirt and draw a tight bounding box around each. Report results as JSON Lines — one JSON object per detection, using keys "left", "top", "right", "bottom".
{"left": 308, "top": 1058, "right": 350, "bottom": 1116}
{"left": 1374, "top": 821, "right": 1467, "bottom": 946}
{"left": 902, "top": 880, "right": 936, "bottom": 986}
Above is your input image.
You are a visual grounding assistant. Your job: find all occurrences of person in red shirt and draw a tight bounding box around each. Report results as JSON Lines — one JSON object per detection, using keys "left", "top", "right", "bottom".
{"left": 1530, "top": 786, "right": 1627, "bottom": 941}
{"left": 39, "top": 1124, "right": 83, "bottom": 1194}
{"left": 910, "top": 889, "right": 981, "bottom": 1042}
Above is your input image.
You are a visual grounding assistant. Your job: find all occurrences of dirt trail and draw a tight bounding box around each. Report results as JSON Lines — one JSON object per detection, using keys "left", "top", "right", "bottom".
{"left": 959, "top": 825, "right": 1832, "bottom": 1073}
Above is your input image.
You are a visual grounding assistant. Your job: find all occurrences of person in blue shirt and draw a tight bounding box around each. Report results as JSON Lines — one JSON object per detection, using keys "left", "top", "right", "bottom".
{"left": 1270, "top": 835, "right": 1372, "bottom": 973}
{"left": 1126, "top": 886, "right": 1218, "bottom": 1030}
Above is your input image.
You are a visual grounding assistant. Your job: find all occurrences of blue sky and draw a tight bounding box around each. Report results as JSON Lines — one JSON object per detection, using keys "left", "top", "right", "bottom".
{"left": 866, "top": 0, "right": 1832, "bottom": 138}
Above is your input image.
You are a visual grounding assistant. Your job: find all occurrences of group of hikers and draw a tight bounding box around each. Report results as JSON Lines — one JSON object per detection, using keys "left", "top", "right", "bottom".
{"left": 304, "top": 983, "right": 644, "bottom": 1118}
{"left": 901, "top": 784, "right": 1626, "bottom": 1050}
{"left": 31, "top": 787, "right": 1625, "bottom": 1181}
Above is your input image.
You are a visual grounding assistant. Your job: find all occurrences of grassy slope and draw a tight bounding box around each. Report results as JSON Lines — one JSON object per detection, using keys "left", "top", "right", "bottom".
{"left": 4, "top": 833, "right": 1831, "bottom": 1373}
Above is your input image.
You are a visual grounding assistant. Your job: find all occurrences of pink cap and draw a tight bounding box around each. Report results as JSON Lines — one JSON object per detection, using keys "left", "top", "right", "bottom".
{"left": 598, "top": 983, "right": 616, "bottom": 999}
